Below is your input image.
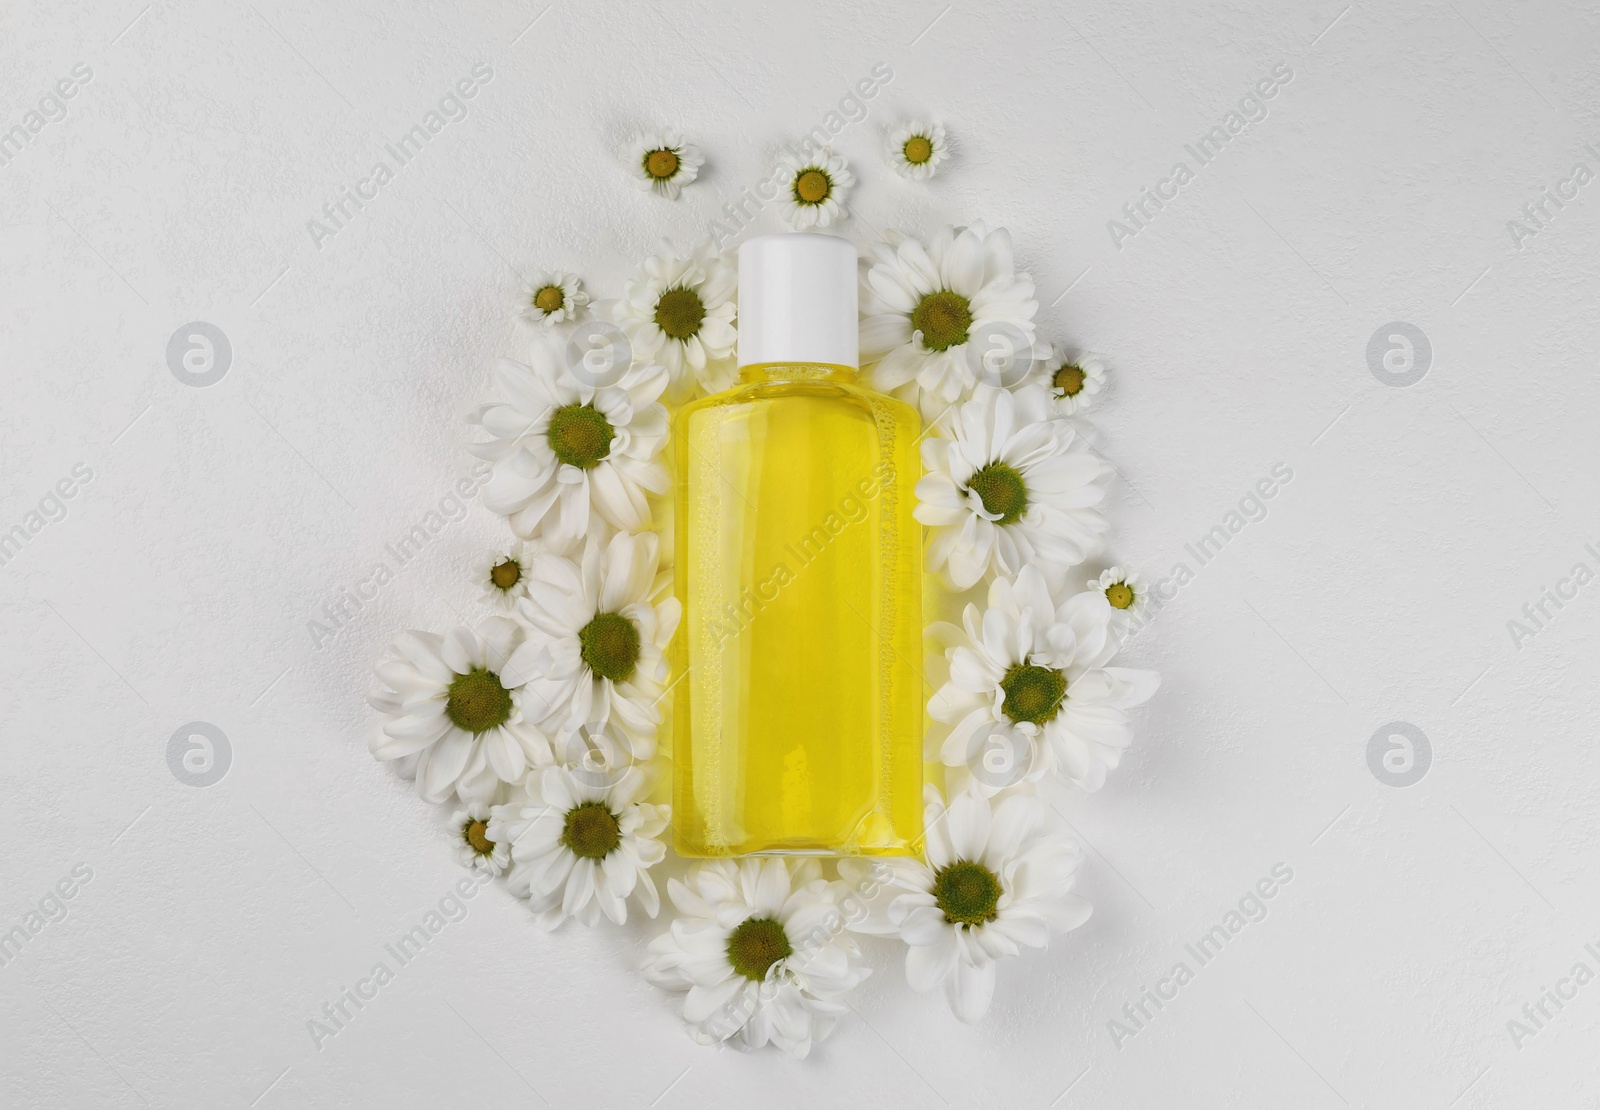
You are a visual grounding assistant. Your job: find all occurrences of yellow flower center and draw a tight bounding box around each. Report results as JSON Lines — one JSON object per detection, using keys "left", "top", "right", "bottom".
{"left": 933, "top": 860, "right": 1003, "bottom": 926}
{"left": 579, "top": 613, "right": 641, "bottom": 682}
{"left": 1106, "top": 583, "right": 1135, "bottom": 610}
{"left": 999, "top": 663, "right": 1067, "bottom": 725}
{"left": 533, "top": 285, "right": 565, "bottom": 313}
{"left": 903, "top": 135, "right": 933, "bottom": 165}
{"left": 464, "top": 819, "right": 495, "bottom": 855}
{"left": 490, "top": 559, "right": 522, "bottom": 591}
{"left": 911, "top": 290, "right": 973, "bottom": 351}
{"left": 547, "top": 404, "right": 615, "bottom": 469}
{"left": 726, "top": 917, "right": 792, "bottom": 981}
{"left": 654, "top": 286, "right": 706, "bottom": 341}
{"left": 561, "top": 802, "right": 621, "bottom": 859}
{"left": 445, "top": 668, "right": 513, "bottom": 733}
{"left": 645, "top": 148, "right": 679, "bottom": 180}
{"left": 794, "top": 169, "right": 831, "bottom": 204}
{"left": 966, "top": 462, "right": 1028, "bottom": 525}
{"left": 1053, "top": 364, "right": 1086, "bottom": 396}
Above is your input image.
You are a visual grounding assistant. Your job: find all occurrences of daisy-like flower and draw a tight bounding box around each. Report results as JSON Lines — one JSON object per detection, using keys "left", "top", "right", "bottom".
{"left": 613, "top": 240, "right": 737, "bottom": 401}
{"left": 915, "top": 383, "right": 1110, "bottom": 590}
{"left": 841, "top": 785, "right": 1090, "bottom": 1023}
{"left": 449, "top": 802, "right": 511, "bottom": 876}
{"left": 518, "top": 271, "right": 587, "bottom": 328}
{"left": 503, "top": 530, "right": 680, "bottom": 760}
{"left": 468, "top": 340, "right": 670, "bottom": 552}
{"left": 774, "top": 148, "right": 854, "bottom": 230}
{"left": 480, "top": 540, "right": 542, "bottom": 610}
{"left": 642, "top": 858, "right": 870, "bottom": 1057}
{"left": 367, "top": 617, "right": 554, "bottom": 805}
{"left": 628, "top": 130, "right": 703, "bottom": 199}
{"left": 1029, "top": 346, "right": 1106, "bottom": 417}
{"left": 489, "top": 764, "right": 668, "bottom": 929}
{"left": 1091, "top": 566, "right": 1149, "bottom": 628}
{"left": 929, "top": 564, "right": 1159, "bottom": 793}
{"left": 860, "top": 221, "right": 1038, "bottom": 419}
{"left": 887, "top": 120, "right": 950, "bottom": 180}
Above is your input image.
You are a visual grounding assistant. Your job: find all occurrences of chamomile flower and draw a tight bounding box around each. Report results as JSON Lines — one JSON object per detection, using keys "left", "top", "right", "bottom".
{"left": 1029, "top": 346, "right": 1106, "bottom": 417}
{"left": 775, "top": 148, "right": 854, "bottom": 230}
{"left": 915, "top": 383, "right": 1110, "bottom": 590}
{"left": 628, "top": 130, "right": 703, "bottom": 199}
{"left": 468, "top": 339, "right": 670, "bottom": 552}
{"left": 887, "top": 120, "right": 950, "bottom": 180}
{"left": 642, "top": 858, "right": 870, "bottom": 1057}
{"left": 859, "top": 222, "right": 1039, "bottom": 419}
{"left": 502, "top": 530, "right": 680, "bottom": 760}
{"left": 480, "top": 540, "right": 541, "bottom": 610}
{"left": 490, "top": 764, "right": 668, "bottom": 929}
{"left": 518, "top": 271, "right": 587, "bottom": 328}
{"left": 1091, "top": 566, "right": 1149, "bottom": 628}
{"left": 613, "top": 240, "right": 738, "bottom": 401}
{"left": 929, "top": 565, "right": 1160, "bottom": 794}
{"left": 841, "top": 785, "right": 1090, "bottom": 1023}
{"left": 450, "top": 802, "right": 510, "bottom": 876}
{"left": 367, "top": 617, "right": 554, "bottom": 805}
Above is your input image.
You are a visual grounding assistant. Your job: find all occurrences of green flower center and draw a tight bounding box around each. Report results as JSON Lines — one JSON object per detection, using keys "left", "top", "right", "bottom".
{"left": 644, "top": 148, "right": 679, "bottom": 180}
{"left": 533, "top": 285, "right": 565, "bottom": 313}
{"left": 1000, "top": 663, "right": 1067, "bottom": 725}
{"left": 561, "top": 802, "right": 621, "bottom": 859}
{"left": 490, "top": 558, "right": 522, "bottom": 591}
{"left": 1053, "top": 364, "right": 1086, "bottom": 396}
{"left": 1106, "top": 583, "right": 1135, "bottom": 610}
{"left": 547, "top": 404, "right": 615, "bottom": 469}
{"left": 579, "top": 613, "right": 641, "bottom": 682}
{"left": 726, "top": 917, "right": 792, "bottom": 981}
{"left": 966, "top": 462, "right": 1028, "bottom": 525}
{"left": 464, "top": 819, "right": 495, "bottom": 855}
{"left": 445, "top": 668, "right": 513, "bottom": 734}
{"left": 911, "top": 290, "right": 972, "bottom": 351}
{"left": 903, "top": 135, "right": 933, "bottom": 165}
{"left": 794, "top": 169, "right": 831, "bottom": 204}
{"left": 654, "top": 286, "right": 706, "bottom": 341}
{"left": 933, "top": 860, "right": 1003, "bottom": 927}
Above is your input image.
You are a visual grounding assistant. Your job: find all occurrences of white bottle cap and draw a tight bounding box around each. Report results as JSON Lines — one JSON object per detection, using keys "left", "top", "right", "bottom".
{"left": 737, "top": 233, "right": 858, "bottom": 369}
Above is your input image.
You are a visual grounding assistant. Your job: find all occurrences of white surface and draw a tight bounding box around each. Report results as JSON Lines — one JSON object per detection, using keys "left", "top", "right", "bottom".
{"left": 737, "top": 232, "right": 858, "bottom": 369}
{"left": 3, "top": 1, "right": 1598, "bottom": 1107}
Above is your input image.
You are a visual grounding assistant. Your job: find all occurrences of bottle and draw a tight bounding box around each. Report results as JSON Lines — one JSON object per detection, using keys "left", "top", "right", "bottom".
{"left": 671, "top": 233, "right": 924, "bottom": 857}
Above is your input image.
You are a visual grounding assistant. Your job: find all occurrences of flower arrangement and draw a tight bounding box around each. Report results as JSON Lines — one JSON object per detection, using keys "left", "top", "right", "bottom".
{"left": 368, "top": 123, "right": 1159, "bottom": 1058}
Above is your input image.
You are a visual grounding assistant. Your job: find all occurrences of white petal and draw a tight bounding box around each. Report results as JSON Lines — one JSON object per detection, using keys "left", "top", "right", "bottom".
{"left": 945, "top": 957, "right": 996, "bottom": 1023}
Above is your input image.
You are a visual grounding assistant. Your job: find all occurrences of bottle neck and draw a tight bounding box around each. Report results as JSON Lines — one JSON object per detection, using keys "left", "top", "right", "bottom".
{"left": 737, "top": 362, "right": 859, "bottom": 385}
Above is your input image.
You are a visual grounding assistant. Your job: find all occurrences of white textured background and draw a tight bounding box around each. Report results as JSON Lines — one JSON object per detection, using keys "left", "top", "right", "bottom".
{"left": 4, "top": 0, "right": 1599, "bottom": 1106}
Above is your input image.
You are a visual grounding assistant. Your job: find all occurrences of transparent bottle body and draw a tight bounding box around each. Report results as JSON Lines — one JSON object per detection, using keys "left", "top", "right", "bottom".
{"left": 671, "top": 364, "right": 924, "bottom": 856}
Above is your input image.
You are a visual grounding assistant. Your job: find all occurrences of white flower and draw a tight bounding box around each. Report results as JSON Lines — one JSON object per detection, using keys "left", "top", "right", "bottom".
{"left": 468, "top": 339, "right": 670, "bottom": 552}
{"left": 887, "top": 120, "right": 949, "bottom": 180}
{"left": 915, "top": 384, "right": 1110, "bottom": 590}
{"left": 1027, "top": 346, "right": 1106, "bottom": 417}
{"left": 842, "top": 785, "right": 1090, "bottom": 1023}
{"left": 774, "top": 148, "right": 854, "bottom": 230}
{"left": 449, "top": 802, "right": 510, "bottom": 876}
{"left": 929, "top": 565, "right": 1159, "bottom": 793}
{"left": 1091, "top": 565, "right": 1149, "bottom": 628}
{"left": 642, "top": 858, "right": 870, "bottom": 1057}
{"left": 613, "top": 240, "right": 738, "bottom": 401}
{"left": 860, "top": 222, "right": 1038, "bottom": 419}
{"left": 367, "top": 617, "right": 554, "bottom": 805}
{"left": 518, "top": 271, "right": 587, "bottom": 327}
{"left": 489, "top": 764, "right": 668, "bottom": 929}
{"left": 480, "top": 540, "right": 542, "bottom": 610}
{"left": 628, "top": 130, "right": 703, "bottom": 199}
{"left": 503, "top": 530, "right": 680, "bottom": 760}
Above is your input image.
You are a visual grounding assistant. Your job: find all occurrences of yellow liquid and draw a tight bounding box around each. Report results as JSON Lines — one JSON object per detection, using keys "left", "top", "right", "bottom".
{"left": 671, "top": 363, "right": 923, "bottom": 856}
